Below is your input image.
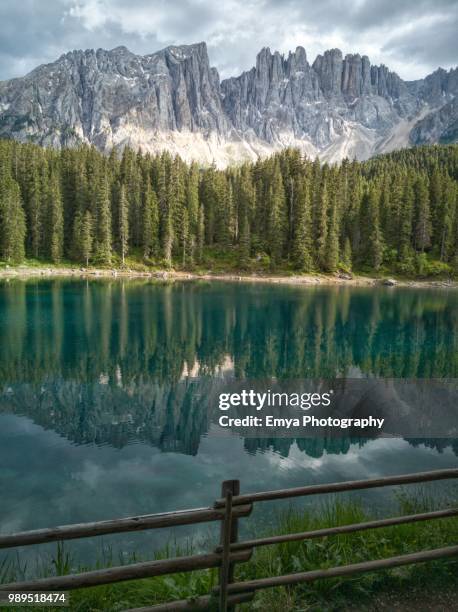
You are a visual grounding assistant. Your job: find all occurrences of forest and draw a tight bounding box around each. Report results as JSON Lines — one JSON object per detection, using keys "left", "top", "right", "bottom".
{"left": 0, "top": 139, "right": 457, "bottom": 276}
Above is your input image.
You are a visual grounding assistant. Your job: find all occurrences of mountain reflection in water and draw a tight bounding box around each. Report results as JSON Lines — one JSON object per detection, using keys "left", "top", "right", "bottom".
{"left": 0, "top": 279, "right": 456, "bottom": 454}
{"left": 0, "top": 279, "right": 457, "bottom": 559}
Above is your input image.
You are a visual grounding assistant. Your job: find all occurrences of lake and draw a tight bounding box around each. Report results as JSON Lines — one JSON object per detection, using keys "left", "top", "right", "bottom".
{"left": 0, "top": 279, "right": 457, "bottom": 564}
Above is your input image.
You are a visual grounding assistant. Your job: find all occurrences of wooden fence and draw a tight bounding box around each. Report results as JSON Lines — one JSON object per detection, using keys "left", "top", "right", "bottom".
{"left": 0, "top": 468, "right": 457, "bottom": 611}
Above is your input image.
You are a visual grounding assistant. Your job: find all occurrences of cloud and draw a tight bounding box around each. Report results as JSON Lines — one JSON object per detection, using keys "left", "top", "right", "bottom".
{"left": 382, "top": 12, "right": 458, "bottom": 72}
{"left": 0, "top": 0, "right": 456, "bottom": 82}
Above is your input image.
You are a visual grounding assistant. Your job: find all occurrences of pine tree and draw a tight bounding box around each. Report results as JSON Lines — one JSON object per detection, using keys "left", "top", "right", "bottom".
{"left": 214, "top": 174, "right": 232, "bottom": 248}
{"left": 324, "top": 191, "right": 339, "bottom": 272}
{"left": 367, "top": 184, "right": 384, "bottom": 271}
{"left": 429, "top": 166, "right": 444, "bottom": 251}
{"left": 187, "top": 163, "right": 200, "bottom": 263}
{"left": 26, "top": 161, "right": 42, "bottom": 258}
{"left": 181, "top": 206, "right": 190, "bottom": 266}
{"left": 72, "top": 209, "right": 94, "bottom": 266}
{"left": 439, "top": 177, "right": 455, "bottom": 261}
{"left": 120, "top": 148, "right": 142, "bottom": 247}
{"left": 162, "top": 205, "right": 173, "bottom": 266}
{"left": 347, "top": 162, "right": 362, "bottom": 255}
{"left": 292, "top": 176, "right": 313, "bottom": 271}
{"left": 201, "top": 164, "right": 217, "bottom": 245}
{"left": 118, "top": 184, "right": 129, "bottom": 265}
{"left": 316, "top": 180, "right": 329, "bottom": 269}
{"left": 157, "top": 154, "right": 173, "bottom": 266}
{"left": 71, "top": 159, "right": 90, "bottom": 259}
{"left": 81, "top": 210, "right": 93, "bottom": 267}
{"left": 95, "top": 173, "right": 112, "bottom": 265}
{"left": 47, "top": 169, "right": 64, "bottom": 263}
{"left": 196, "top": 203, "right": 205, "bottom": 264}
{"left": 268, "top": 162, "right": 287, "bottom": 267}
{"left": 342, "top": 237, "right": 352, "bottom": 272}
{"left": 414, "top": 175, "right": 431, "bottom": 252}
{"left": 399, "top": 174, "right": 414, "bottom": 260}
{"left": 169, "top": 156, "right": 187, "bottom": 260}
{"left": 0, "top": 174, "right": 26, "bottom": 263}
{"left": 238, "top": 208, "right": 250, "bottom": 268}
{"left": 141, "top": 182, "right": 159, "bottom": 260}
{"left": 237, "top": 167, "right": 254, "bottom": 268}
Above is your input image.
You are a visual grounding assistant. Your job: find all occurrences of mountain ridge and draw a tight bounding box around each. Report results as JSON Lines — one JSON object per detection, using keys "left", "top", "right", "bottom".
{"left": 0, "top": 41, "right": 457, "bottom": 166}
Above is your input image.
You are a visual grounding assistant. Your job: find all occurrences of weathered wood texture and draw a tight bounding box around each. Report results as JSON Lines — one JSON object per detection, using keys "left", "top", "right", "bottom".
{"left": 122, "top": 592, "right": 254, "bottom": 612}
{"left": 1, "top": 468, "right": 456, "bottom": 611}
{"left": 221, "top": 545, "right": 458, "bottom": 594}
{"left": 214, "top": 468, "right": 458, "bottom": 507}
{"left": 219, "top": 489, "right": 233, "bottom": 612}
{"left": 0, "top": 550, "right": 252, "bottom": 592}
{"left": 218, "top": 480, "right": 240, "bottom": 612}
{"left": 215, "top": 507, "right": 458, "bottom": 552}
{"left": 0, "top": 505, "right": 253, "bottom": 549}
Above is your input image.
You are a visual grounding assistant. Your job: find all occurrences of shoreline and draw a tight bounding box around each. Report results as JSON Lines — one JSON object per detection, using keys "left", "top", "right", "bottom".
{"left": 0, "top": 265, "right": 456, "bottom": 288}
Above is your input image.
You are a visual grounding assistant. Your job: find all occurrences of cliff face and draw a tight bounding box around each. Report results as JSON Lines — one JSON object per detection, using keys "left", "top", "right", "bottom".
{"left": 0, "top": 43, "right": 229, "bottom": 151}
{"left": 0, "top": 42, "right": 456, "bottom": 165}
{"left": 221, "top": 47, "right": 419, "bottom": 156}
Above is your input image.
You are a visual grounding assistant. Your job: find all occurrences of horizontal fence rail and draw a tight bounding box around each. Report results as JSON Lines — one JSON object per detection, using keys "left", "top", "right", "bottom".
{"left": 124, "top": 592, "right": 255, "bottom": 612}
{"left": 0, "top": 467, "right": 457, "bottom": 611}
{"left": 0, "top": 551, "right": 253, "bottom": 592}
{"left": 0, "top": 505, "right": 253, "bottom": 550}
{"left": 213, "top": 467, "right": 458, "bottom": 507}
{"left": 215, "top": 507, "right": 458, "bottom": 552}
{"left": 220, "top": 545, "right": 458, "bottom": 595}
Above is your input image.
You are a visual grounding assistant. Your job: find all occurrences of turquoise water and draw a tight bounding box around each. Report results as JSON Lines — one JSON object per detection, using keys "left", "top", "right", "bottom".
{"left": 0, "top": 279, "right": 457, "bottom": 562}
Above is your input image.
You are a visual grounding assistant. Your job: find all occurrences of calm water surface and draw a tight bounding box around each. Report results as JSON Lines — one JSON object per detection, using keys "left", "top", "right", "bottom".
{"left": 0, "top": 279, "right": 457, "bottom": 563}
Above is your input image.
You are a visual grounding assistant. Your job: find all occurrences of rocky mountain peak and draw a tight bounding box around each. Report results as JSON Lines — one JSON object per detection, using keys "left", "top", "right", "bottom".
{"left": 312, "top": 49, "right": 343, "bottom": 97}
{"left": 0, "top": 41, "right": 456, "bottom": 166}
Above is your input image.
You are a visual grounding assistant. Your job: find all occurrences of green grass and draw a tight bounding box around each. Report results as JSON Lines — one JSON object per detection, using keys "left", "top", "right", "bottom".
{"left": 1, "top": 248, "right": 456, "bottom": 281}
{"left": 1, "top": 493, "right": 457, "bottom": 611}
{"left": 0, "top": 258, "right": 76, "bottom": 270}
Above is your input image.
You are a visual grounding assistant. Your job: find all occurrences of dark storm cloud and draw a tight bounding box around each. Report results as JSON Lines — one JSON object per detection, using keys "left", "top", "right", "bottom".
{"left": 0, "top": 0, "right": 456, "bottom": 82}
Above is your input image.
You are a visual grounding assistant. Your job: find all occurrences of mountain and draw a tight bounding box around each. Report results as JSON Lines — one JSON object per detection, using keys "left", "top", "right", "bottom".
{"left": 0, "top": 42, "right": 456, "bottom": 165}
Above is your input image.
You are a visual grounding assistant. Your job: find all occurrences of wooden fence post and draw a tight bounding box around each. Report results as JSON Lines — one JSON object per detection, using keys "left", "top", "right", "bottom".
{"left": 219, "top": 489, "right": 233, "bottom": 612}
{"left": 218, "top": 480, "right": 240, "bottom": 612}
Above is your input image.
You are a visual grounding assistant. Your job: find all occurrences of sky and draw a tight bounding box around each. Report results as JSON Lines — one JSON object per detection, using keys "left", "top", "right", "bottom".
{"left": 0, "top": 0, "right": 457, "bottom": 82}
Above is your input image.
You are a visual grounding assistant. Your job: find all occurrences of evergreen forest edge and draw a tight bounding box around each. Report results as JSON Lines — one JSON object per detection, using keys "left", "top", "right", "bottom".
{"left": 0, "top": 140, "right": 458, "bottom": 279}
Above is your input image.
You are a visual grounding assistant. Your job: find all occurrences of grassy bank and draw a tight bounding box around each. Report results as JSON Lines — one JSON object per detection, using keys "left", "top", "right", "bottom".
{"left": 0, "top": 254, "right": 457, "bottom": 288}
{"left": 1, "top": 493, "right": 457, "bottom": 611}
